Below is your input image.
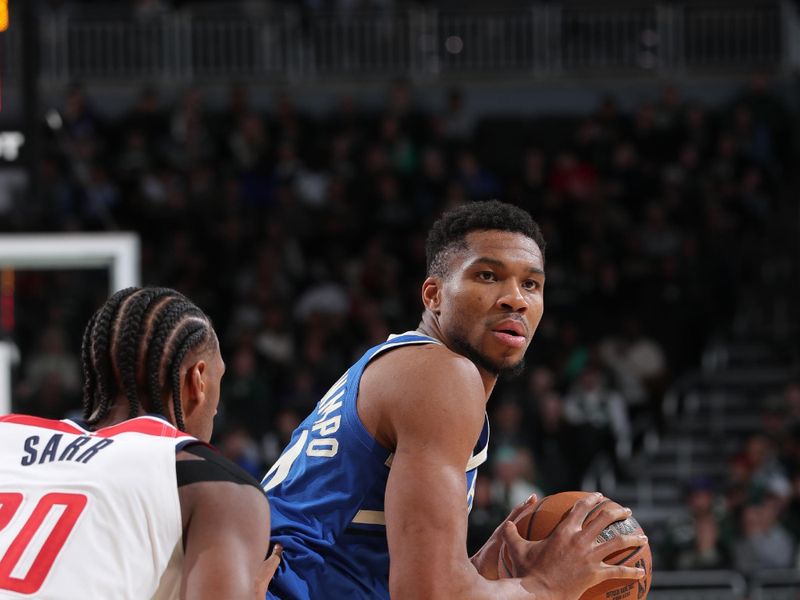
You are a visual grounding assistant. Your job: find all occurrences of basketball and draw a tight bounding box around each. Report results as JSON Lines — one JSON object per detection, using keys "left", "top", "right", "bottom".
{"left": 497, "top": 491, "right": 652, "bottom": 600}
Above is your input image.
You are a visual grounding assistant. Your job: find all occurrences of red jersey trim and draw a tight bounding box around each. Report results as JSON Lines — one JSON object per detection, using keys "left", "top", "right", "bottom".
{"left": 0, "top": 414, "right": 85, "bottom": 435}
{"left": 0, "top": 414, "right": 195, "bottom": 441}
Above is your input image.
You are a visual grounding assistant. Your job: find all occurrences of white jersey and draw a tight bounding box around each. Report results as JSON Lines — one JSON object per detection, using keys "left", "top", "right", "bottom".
{"left": 0, "top": 414, "right": 196, "bottom": 600}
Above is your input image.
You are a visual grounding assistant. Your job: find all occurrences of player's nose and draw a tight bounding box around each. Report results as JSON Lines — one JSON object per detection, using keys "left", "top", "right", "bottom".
{"left": 496, "top": 280, "right": 528, "bottom": 312}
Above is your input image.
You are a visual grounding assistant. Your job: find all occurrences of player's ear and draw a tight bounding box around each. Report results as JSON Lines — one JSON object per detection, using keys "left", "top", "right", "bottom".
{"left": 182, "top": 359, "right": 207, "bottom": 416}
{"left": 421, "top": 276, "right": 442, "bottom": 315}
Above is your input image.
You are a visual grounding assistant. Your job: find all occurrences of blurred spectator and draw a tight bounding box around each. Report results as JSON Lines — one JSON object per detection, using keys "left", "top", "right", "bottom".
{"left": 16, "top": 327, "right": 81, "bottom": 416}
{"left": 490, "top": 445, "right": 544, "bottom": 513}
{"left": 732, "top": 490, "right": 795, "bottom": 573}
{"left": 220, "top": 345, "right": 273, "bottom": 438}
{"left": 660, "top": 477, "right": 730, "bottom": 570}
{"left": 167, "top": 87, "right": 216, "bottom": 169}
{"left": 255, "top": 304, "right": 296, "bottom": 368}
{"left": 490, "top": 396, "right": 527, "bottom": 451}
{"left": 262, "top": 407, "right": 302, "bottom": 467}
{"left": 457, "top": 150, "right": 500, "bottom": 201}
{"left": 216, "top": 423, "right": 264, "bottom": 479}
{"left": 548, "top": 151, "right": 597, "bottom": 202}
{"left": 599, "top": 316, "right": 668, "bottom": 432}
{"left": 742, "top": 432, "right": 791, "bottom": 499}
{"left": 228, "top": 112, "right": 271, "bottom": 172}
{"left": 528, "top": 390, "right": 588, "bottom": 494}
{"left": 440, "top": 87, "right": 473, "bottom": 143}
{"left": 563, "top": 363, "right": 631, "bottom": 468}
{"left": 674, "top": 513, "right": 730, "bottom": 571}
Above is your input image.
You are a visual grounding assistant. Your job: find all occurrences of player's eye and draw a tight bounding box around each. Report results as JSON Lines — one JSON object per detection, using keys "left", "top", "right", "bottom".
{"left": 477, "top": 271, "right": 496, "bottom": 282}
{"left": 522, "top": 279, "right": 539, "bottom": 291}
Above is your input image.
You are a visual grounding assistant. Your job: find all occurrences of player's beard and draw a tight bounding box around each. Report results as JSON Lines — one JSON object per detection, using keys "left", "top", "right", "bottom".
{"left": 448, "top": 329, "right": 526, "bottom": 379}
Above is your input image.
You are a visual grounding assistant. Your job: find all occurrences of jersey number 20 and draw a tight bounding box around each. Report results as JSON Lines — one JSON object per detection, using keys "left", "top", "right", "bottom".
{"left": 0, "top": 492, "right": 87, "bottom": 594}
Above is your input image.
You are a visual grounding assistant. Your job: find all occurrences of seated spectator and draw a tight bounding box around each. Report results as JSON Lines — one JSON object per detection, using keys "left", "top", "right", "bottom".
{"left": 489, "top": 445, "right": 544, "bottom": 513}
{"left": 528, "top": 390, "right": 587, "bottom": 494}
{"left": 563, "top": 364, "right": 631, "bottom": 466}
{"left": 599, "top": 316, "right": 668, "bottom": 428}
{"left": 16, "top": 326, "right": 81, "bottom": 417}
{"left": 674, "top": 513, "right": 731, "bottom": 570}
{"left": 733, "top": 488, "right": 796, "bottom": 573}
{"left": 660, "top": 477, "right": 730, "bottom": 570}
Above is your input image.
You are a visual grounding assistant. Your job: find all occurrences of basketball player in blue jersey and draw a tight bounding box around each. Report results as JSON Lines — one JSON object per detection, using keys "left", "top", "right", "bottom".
{"left": 263, "top": 200, "right": 647, "bottom": 599}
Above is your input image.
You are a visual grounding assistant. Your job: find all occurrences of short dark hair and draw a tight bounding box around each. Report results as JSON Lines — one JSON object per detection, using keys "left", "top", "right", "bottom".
{"left": 425, "top": 200, "right": 546, "bottom": 277}
{"left": 81, "top": 286, "right": 216, "bottom": 432}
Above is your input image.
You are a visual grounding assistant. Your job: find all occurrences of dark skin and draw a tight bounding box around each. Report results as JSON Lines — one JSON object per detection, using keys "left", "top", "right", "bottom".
{"left": 358, "top": 230, "right": 647, "bottom": 599}
{"left": 94, "top": 338, "right": 279, "bottom": 600}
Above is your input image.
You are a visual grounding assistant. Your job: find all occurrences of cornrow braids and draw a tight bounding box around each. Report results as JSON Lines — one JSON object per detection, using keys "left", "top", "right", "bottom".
{"left": 85, "top": 287, "right": 138, "bottom": 425}
{"left": 80, "top": 310, "right": 100, "bottom": 421}
{"left": 81, "top": 286, "right": 215, "bottom": 432}
{"left": 145, "top": 297, "right": 209, "bottom": 431}
{"left": 113, "top": 287, "right": 176, "bottom": 420}
{"left": 167, "top": 324, "right": 211, "bottom": 432}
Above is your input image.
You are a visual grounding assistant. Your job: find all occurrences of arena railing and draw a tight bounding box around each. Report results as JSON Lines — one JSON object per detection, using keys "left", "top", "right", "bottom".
{"left": 5, "top": 1, "right": 797, "bottom": 85}
{"left": 749, "top": 569, "right": 800, "bottom": 600}
{"left": 649, "top": 570, "right": 748, "bottom": 599}
{"left": 649, "top": 569, "right": 800, "bottom": 600}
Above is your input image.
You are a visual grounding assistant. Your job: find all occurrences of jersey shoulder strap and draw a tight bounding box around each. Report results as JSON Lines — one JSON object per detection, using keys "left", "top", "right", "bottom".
{"left": 176, "top": 442, "right": 263, "bottom": 490}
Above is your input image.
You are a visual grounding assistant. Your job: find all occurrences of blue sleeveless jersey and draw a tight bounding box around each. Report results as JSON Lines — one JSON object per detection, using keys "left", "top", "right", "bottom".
{"left": 262, "top": 333, "right": 490, "bottom": 600}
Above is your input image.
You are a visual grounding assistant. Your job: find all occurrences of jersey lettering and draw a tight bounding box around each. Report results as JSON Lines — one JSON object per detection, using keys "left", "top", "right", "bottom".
{"left": 19, "top": 435, "right": 115, "bottom": 466}
{"left": 306, "top": 439, "right": 339, "bottom": 457}
{"left": 39, "top": 434, "right": 62, "bottom": 463}
{"left": 58, "top": 436, "right": 92, "bottom": 461}
{"left": 20, "top": 437, "right": 38, "bottom": 466}
{"left": 262, "top": 430, "right": 309, "bottom": 492}
{"left": 311, "top": 416, "right": 341, "bottom": 437}
{"left": 75, "top": 438, "right": 114, "bottom": 463}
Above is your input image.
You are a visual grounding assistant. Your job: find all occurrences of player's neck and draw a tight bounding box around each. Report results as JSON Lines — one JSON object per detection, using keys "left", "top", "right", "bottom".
{"left": 92, "top": 402, "right": 148, "bottom": 431}
{"left": 416, "top": 318, "right": 498, "bottom": 399}
{"left": 414, "top": 320, "right": 441, "bottom": 343}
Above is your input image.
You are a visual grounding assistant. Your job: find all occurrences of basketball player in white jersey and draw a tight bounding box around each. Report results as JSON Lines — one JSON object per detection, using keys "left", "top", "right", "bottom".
{"left": 0, "top": 287, "right": 274, "bottom": 599}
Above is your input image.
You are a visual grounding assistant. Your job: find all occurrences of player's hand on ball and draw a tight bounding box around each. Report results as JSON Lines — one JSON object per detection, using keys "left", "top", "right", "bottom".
{"left": 470, "top": 493, "right": 538, "bottom": 579}
{"left": 499, "top": 492, "right": 650, "bottom": 599}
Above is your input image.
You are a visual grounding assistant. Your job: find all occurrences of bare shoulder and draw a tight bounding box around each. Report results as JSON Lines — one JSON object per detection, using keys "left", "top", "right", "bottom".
{"left": 176, "top": 445, "right": 269, "bottom": 532}
{"left": 359, "top": 342, "right": 486, "bottom": 449}
{"left": 175, "top": 447, "right": 271, "bottom": 598}
{"left": 364, "top": 342, "right": 483, "bottom": 394}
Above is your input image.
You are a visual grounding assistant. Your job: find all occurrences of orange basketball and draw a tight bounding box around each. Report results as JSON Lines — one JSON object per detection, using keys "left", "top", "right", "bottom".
{"left": 497, "top": 491, "right": 652, "bottom": 599}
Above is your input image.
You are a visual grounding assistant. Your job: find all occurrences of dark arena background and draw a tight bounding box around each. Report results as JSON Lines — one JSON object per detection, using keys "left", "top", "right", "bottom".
{"left": 1, "top": 0, "right": 800, "bottom": 597}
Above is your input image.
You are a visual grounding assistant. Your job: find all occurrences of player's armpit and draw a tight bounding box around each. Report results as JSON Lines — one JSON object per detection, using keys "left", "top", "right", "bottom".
{"left": 179, "top": 480, "right": 271, "bottom": 600}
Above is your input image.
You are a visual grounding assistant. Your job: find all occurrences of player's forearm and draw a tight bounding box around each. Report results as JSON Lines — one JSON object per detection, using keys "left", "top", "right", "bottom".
{"left": 390, "top": 559, "right": 555, "bottom": 600}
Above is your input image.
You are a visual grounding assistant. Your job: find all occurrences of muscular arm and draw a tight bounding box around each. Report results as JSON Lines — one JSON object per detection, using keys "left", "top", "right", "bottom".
{"left": 178, "top": 452, "right": 271, "bottom": 600}
{"left": 365, "top": 346, "right": 646, "bottom": 599}
{"left": 367, "top": 347, "right": 536, "bottom": 599}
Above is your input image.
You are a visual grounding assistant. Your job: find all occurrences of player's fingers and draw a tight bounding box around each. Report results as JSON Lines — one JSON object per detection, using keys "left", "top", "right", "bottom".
{"left": 500, "top": 520, "right": 528, "bottom": 552}
{"left": 601, "top": 563, "right": 647, "bottom": 581}
{"left": 507, "top": 493, "right": 537, "bottom": 522}
{"left": 254, "top": 543, "right": 283, "bottom": 597}
{"left": 591, "top": 533, "right": 648, "bottom": 558}
{"left": 560, "top": 492, "right": 605, "bottom": 529}
{"left": 582, "top": 503, "right": 632, "bottom": 539}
